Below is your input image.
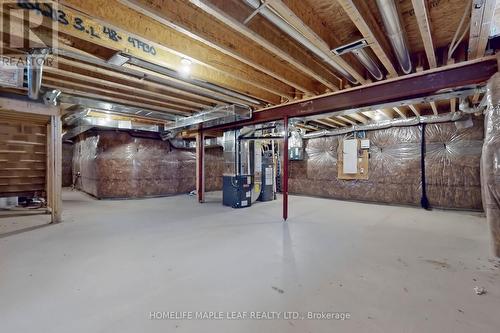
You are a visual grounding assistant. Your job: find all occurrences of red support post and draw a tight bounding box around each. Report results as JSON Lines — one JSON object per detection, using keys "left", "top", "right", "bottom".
{"left": 283, "top": 116, "right": 289, "bottom": 221}
{"left": 196, "top": 130, "right": 205, "bottom": 203}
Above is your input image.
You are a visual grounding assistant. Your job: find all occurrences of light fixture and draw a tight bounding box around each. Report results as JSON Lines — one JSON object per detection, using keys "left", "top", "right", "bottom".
{"left": 179, "top": 58, "right": 192, "bottom": 77}
{"left": 107, "top": 52, "right": 130, "bottom": 66}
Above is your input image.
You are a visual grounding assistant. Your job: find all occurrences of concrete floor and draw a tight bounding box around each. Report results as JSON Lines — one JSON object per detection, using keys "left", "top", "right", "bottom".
{"left": 1, "top": 189, "right": 499, "bottom": 333}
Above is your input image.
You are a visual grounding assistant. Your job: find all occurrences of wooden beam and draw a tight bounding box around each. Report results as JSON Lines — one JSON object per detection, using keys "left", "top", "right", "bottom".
{"left": 430, "top": 101, "right": 439, "bottom": 115}
{"left": 392, "top": 107, "right": 407, "bottom": 118}
{"left": 11, "top": 1, "right": 281, "bottom": 104}
{"left": 469, "top": 0, "right": 496, "bottom": 59}
{"left": 111, "top": 0, "right": 319, "bottom": 95}
{"left": 411, "top": 0, "right": 437, "bottom": 68}
{"left": 337, "top": 0, "right": 398, "bottom": 77}
{"left": 0, "top": 96, "right": 59, "bottom": 116}
{"left": 48, "top": 115, "right": 62, "bottom": 223}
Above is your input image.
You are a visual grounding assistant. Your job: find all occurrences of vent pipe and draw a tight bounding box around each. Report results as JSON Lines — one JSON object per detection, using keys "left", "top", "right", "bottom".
{"left": 242, "top": 0, "right": 358, "bottom": 84}
{"left": 375, "top": 0, "right": 412, "bottom": 74}
{"left": 27, "top": 49, "right": 48, "bottom": 100}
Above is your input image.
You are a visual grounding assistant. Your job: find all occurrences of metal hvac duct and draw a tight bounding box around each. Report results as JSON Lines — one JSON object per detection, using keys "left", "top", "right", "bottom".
{"left": 351, "top": 48, "right": 384, "bottom": 81}
{"left": 303, "top": 112, "right": 466, "bottom": 139}
{"left": 27, "top": 49, "right": 48, "bottom": 100}
{"left": 242, "top": 0, "right": 358, "bottom": 84}
{"left": 375, "top": 0, "right": 412, "bottom": 74}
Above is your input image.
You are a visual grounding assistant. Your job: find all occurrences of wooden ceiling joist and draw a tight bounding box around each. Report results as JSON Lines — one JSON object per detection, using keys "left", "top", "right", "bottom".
{"left": 411, "top": 0, "right": 437, "bottom": 68}
{"left": 43, "top": 66, "right": 207, "bottom": 111}
{"left": 469, "top": 0, "right": 496, "bottom": 59}
{"left": 12, "top": 1, "right": 282, "bottom": 104}
{"left": 392, "top": 107, "right": 407, "bottom": 119}
{"left": 264, "top": 0, "right": 366, "bottom": 84}
{"left": 336, "top": 0, "right": 398, "bottom": 77}
{"left": 450, "top": 98, "right": 457, "bottom": 112}
{"left": 326, "top": 117, "right": 348, "bottom": 127}
{"left": 430, "top": 101, "right": 439, "bottom": 115}
{"left": 110, "top": 0, "right": 320, "bottom": 95}
{"left": 408, "top": 104, "right": 421, "bottom": 117}
{"left": 206, "top": 0, "right": 343, "bottom": 92}
{"left": 313, "top": 119, "right": 338, "bottom": 128}
{"left": 187, "top": 0, "right": 344, "bottom": 92}
{"left": 42, "top": 76, "right": 196, "bottom": 114}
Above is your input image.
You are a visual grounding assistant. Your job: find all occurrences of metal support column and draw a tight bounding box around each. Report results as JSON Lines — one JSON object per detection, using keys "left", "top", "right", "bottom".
{"left": 283, "top": 116, "right": 289, "bottom": 221}
{"left": 196, "top": 130, "right": 205, "bottom": 203}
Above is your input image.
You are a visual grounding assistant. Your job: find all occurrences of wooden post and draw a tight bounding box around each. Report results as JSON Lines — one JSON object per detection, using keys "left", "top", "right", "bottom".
{"left": 196, "top": 130, "right": 205, "bottom": 203}
{"left": 48, "top": 115, "right": 62, "bottom": 223}
{"left": 283, "top": 116, "right": 288, "bottom": 221}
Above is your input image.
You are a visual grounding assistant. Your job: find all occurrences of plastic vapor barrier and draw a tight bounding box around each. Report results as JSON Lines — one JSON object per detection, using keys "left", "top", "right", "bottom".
{"left": 289, "top": 120, "right": 483, "bottom": 210}
{"left": 482, "top": 73, "right": 500, "bottom": 256}
{"left": 72, "top": 130, "right": 223, "bottom": 199}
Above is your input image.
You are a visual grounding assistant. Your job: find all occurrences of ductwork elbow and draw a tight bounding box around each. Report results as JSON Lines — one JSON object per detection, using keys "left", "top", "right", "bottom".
{"left": 27, "top": 49, "right": 49, "bottom": 100}
{"left": 376, "top": 0, "right": 412, "bottom": 74}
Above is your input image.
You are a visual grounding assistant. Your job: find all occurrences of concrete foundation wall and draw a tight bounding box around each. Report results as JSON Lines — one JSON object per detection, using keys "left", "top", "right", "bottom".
{"left": 72, "top": 130, "right": 223, "bottom": 199}
{"left": 289, "top": 120, "right": 483, "bottom": 210}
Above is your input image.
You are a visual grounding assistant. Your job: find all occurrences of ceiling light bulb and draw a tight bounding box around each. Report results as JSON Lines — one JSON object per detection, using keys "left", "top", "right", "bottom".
{"left": 179, "top": 58, "right": 192, "bottom": 77}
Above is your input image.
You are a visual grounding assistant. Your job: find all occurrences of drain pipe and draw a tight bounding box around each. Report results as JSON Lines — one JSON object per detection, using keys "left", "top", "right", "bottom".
{"left": 375, "top": 0, "right": 412, "bottom": 74}
{"left": 27, "top": 49, "right": 48, "bottom": 100}
{"left": 242, "top": 0, "right": 358, "bottom": 84}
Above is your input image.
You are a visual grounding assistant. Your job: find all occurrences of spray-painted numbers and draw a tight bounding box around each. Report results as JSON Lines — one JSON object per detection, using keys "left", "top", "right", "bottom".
{"left": 103, "top": 27, "right": 122, "bottom": 42}
{"left": 17, "top": 0, "right": 69, "bottom": 25}
{"left": 16, "top": 0, "right": 157, "bottom": 58}
{"left": 127, "top": 37, "right": 157, "bottom": 56}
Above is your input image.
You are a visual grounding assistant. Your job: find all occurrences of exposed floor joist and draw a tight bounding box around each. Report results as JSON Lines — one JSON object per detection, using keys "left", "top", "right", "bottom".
{"left": 337, "top": 0, "right": 398, "bottom": 77}
{"left": 114, "top": 0, "right": 321, "bottom": 96}
{"left": 411, "top": 0, "right": 437, "bottom": 68}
